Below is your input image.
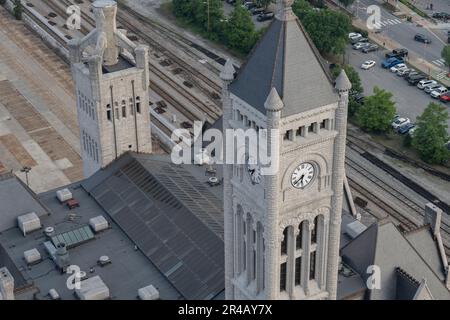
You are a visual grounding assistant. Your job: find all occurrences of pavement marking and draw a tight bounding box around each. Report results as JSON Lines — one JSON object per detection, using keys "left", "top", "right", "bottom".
{"left": 433, "top": 58, "right": 446, "bottom": 67}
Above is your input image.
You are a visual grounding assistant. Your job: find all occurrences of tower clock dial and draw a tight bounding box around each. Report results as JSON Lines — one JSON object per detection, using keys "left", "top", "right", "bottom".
{"left": 246, "top": 155, "right": 261, "bottom": 185}
{"left": 291, "top": 162, "right": 315, "bottom": 189}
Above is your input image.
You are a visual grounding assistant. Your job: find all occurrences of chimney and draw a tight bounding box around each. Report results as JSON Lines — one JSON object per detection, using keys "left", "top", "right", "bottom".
{"left": 0, "top": 267, "right": 15, "bottom": 300}
{"left": 56, "top": 243, "right": 70, "bottom": 272}
{"left": 424, "top": 203, "right": 442, "bottom": 239}
{"left": 92, "top": 0, "right": 119, "bottom": 66}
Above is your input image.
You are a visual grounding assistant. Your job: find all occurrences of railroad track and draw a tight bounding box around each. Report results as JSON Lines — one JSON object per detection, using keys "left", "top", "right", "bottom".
{"left": 346, "top": 144, "right": 450, "bottom": 257}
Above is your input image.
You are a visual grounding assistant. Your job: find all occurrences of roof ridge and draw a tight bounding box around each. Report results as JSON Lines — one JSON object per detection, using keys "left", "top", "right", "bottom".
{"left": 271, "top": 20, "right": 286, "bottom": 96}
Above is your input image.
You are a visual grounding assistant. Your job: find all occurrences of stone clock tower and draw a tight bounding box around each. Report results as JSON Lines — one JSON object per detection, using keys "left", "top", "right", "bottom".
{"left": 222, "top": 0, "right": 351, "bottom": 300}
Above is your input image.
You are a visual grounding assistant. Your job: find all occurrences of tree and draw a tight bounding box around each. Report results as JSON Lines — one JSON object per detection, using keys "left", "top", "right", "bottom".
{"left": 296, "top": 8, "right": 352, "bottom": 55}
{"left": 255, "top": 0, "right": 274, "bottom": 9}
{"left": 292, "top": 0, "right": 313, "bottom": 19}
{"left": 441, "top": 45, "right": 450, "bottom": 72}
{"left": 13, "top": 0, "right": 22, "bottom": 20}
{"left": 338, "top": 0, "right": 354, "bottom": 7}
{"left": 412, "top": 103, "right": 450, "bottom": 164}
{"left": 225, "top": 5, "right": 258, "bottom": 54}
{"left": 357, "top": 86, "right": 396, "bottom": 133}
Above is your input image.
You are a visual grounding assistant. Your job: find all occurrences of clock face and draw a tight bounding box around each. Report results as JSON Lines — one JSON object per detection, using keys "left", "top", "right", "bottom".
{"left": 291, "top": 162, "right": 315, "bottom": 189}
{"left": 246, "top": 155, "right": 261, "bottom": 185}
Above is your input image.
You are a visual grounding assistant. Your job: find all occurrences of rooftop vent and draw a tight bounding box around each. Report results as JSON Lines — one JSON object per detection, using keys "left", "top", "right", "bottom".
{"left": 44, "top": 227, "right": 55, "bottom": 238}
{"left": 56, "top": 188, "right": 73, "bottom": 203}
{"left": 98, "top": 255, "right": 111, "bottom": 267}
{"left": 89, "top": 216, "right": 109, "bottom": 233}
{"left": 345, "top": 220, "right": 367, "bottom": 239}
{"left": 138, "top": 285, "right": 159, "bottom": 300}
{"left": 24, "top": 248, "right": 42, "bottom": 265}
{"left": 17, "top": 212, "right": 41, "bottom": 236}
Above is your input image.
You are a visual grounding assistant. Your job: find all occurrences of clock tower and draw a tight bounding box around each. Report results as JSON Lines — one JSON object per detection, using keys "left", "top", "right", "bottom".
{"left": 222, "top": 0, "right": 351, "bottom": 300}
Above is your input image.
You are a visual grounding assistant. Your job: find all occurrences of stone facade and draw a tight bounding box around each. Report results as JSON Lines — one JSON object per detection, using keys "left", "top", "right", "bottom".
{"left": 68, "top": 0, "right": 151, "bottom": 177}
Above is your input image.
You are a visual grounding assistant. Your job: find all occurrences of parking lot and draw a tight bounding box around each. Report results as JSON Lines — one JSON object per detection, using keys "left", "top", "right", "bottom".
{"left": 346, "top": 43, "right": 450, "bottom": 134}
{"left": 223, "top": 0, "right": 273, "bottom": 30}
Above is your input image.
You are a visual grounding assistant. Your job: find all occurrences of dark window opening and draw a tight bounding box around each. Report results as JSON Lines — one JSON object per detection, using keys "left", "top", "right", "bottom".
{"left": 122, "top": 106, "right": 126, "bottom": 118}
{"left": 295, "top": 257, "right": 302, "bottom": 285}
{"left": 107, "top": 110, "right": 112, "bottom": 121}
{"left": 281, "top": 228, "right": 288, "bottom": 255}
{"left": 136, "top": 102, "right": 141, "bottom": 114}
{"left": 280, "top": 263, "right": 287, "bottom": 292}
{"left": 130, "top": 104, "right": 134, "bottom": 115}
{"left": 311, "top": 216, "right": 318, "bottom": 244}
{"left": 308, "top": 123, "right": 314, "bottom": 133}
{"left": 283, "top": 131, "right": 290, "bottom": 141}
{"left": 320, "top": 119, "right": 327, "bottom": 129}
{"left": 296, "top": 222, "right": 303, "bottom": 250}
{"left": 310, "top": 251, "right": 316, "bottom": 280}
{"left": 115, "top": 108, "right": 119, "bottom": 120}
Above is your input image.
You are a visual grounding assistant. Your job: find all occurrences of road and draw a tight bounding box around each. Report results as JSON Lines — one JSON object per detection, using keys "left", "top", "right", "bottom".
{"left": 354, "top": 0, "right": 447, "bottom": 68}
{"left": 347, "top": 45, "right": 450, "bottom": 133}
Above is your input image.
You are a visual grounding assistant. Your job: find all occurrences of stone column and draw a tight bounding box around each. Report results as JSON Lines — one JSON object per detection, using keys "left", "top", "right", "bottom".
{"left": 326, "top": 70, "right": 351, "bottom": 299}
{"left": 221, "top": 59, "right": 236, "bottom": 300}
{"left": 263, "top": 88, "right": 283, "bottom": 299}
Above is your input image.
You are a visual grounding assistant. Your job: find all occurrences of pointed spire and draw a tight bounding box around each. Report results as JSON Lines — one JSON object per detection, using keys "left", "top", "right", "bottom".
{"left": 276, "top": 0, "right": 296, "bottom": 21}
{"left": 264, "top": 87, "right": 284, "bottom": 111}
{"left": 220, "top": 59, "right": 235, "bottom": 82}
{"left": 335, "top": 69, "right": 352, "bottom": 91}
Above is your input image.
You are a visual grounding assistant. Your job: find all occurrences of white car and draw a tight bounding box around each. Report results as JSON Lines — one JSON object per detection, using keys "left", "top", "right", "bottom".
{"left": 353, "top": 42, "right": 369, "bottom": 50}
{"left": 417, "top": 79, "right": 437, "bottom": 90}
{"left": 390, "top": 63, "right": 406, "bottom": 73}
{"left": 349, "top": 32, "right": 362, "bottom": 40}
{"left": 392, "top": 117, "right": 410, "bottom": 130}
{"left": 430, "top": 87, "right": 448, "bottom": 98}
{"left": 361, "top": 60, "right": 376, "bottom": 70}
{"left": 424, "top": 84, "right": 442, "bottom": 94}
{"left": 397, "top": 68, "right": 410, "bottom": 77}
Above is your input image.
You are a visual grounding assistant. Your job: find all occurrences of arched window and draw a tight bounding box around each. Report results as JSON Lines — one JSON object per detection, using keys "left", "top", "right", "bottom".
{"left": 280, "top": 262, "right": 287, "bottom": 292}
{"left": 311, "top": 216, "right": 319, "bottom": 244}
{"left": 296, "top": 221, "right": 303, "bottom": 250}
{"left": 281, "top": 227, "right": 288, "bottom": 255}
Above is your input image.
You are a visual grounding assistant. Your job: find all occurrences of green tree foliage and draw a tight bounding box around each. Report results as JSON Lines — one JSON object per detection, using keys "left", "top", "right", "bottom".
{"left": 357, "top": 86, "right": 396, "bottom": 133}
{"left": 331, "top": 64, "right": 363, "bottom": 116}
{"left": 255, "top": 0, "right": 274, "bottom": 9}
{"left": 292, "top": 0, "right": 313, "bottom": 19}
{"left": 225, "top": 5, "right": 258, "bottom": 54}
{"left": 412, "top": 103, "right": 450, "bottom": 164}
{"left": 441, "top": 45, "right": 450, "bottom": 71}
{"left": 293, "top": 3, "right": 352, "bottom": 55}
{"left": 13, "top": 0, "right": 22, "bottom": 20}
{"left": 338, "top": 0, "right": 354, "bottom": 7}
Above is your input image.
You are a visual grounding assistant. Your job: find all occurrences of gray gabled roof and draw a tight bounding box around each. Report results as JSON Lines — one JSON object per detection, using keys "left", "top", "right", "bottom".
{"left": 229, "top": 16, "right": 338, "bottom": 117}
{"left": 341, "top": 221, "right": 450, "bottom": 300}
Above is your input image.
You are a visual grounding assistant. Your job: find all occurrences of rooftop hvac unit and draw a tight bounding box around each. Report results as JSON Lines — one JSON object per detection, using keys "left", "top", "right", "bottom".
{"left": 345, "top": 220, "right": 367, "bottom": 239}
{"left": 24, "top": 248, "right": 42, "bottom": 265}
{"left": 48, "top": 289, "right": 60, "bottom": 300}
{"left": 17, "top": 212, "right": 41, "bottom": 236}
{"left": 44, "top": 226, "right": 55, "bottom": 238}
{"left": 56, "top": 188, "right": 73, "bottom": 203}
{"left": 138, "top": 285, "right": 159, "bottom": 300}
{"left": 89, "top": 216, "right": 109, "bottom": 233}
{"left": 75, "top": 276, "right": 110, "bottom": 300}
{"left": 98, "top": 255, "right": 111, "bottom": 267}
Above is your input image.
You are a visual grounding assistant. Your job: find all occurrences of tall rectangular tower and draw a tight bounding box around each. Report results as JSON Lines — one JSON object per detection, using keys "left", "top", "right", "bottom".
{"left": 69, "top": 0, "right": 152, "bottom": 178}
{"left": 222, "top": 0, "right": 351, "bottom": 300}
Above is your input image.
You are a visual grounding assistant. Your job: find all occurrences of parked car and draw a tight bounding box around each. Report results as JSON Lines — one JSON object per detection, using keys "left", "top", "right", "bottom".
{"left": 362, "top": 44, "right": 379, "bottom": 53}
{"left": 398, "top": 123, "right": 416, "bottom": 135}
{"left": 407, "top": 74, "right": 426, "bottom": 85}
{"left": 348, "top": 32, "right": 362, "bottom": 40}
{"left": 392, "top": 48, "right": 409, "bottom": 58}
{"left": 424, "top": 84, "right": 442, "bottom": 94}
{"left": 361, "top": 60, "right": 376, "bottom": 70}
{"left": 250, "top": 7, "right": 265, "bottom": 15}
{"left": 432, "top": 12, "right": 450, "bottom": 20}
{"left": 382, "top": 57, "right": 403, "bottom": 68}
{"left": 353, "top": 42, "right": 370, "bottom": 50}
{"left": 244, "top": 2, "right": 257, "bottom": 9}
{"left": 257, "top": 11, "right": 274, "bottom": 21}
{"left": 417, "top": 79, "right": 437, "bottom": 90}
{"left": 397, "top": 68, "right": 411, "bottom": 77}
{"left": 392, "top": 117, "right": 410, "bottom": 130}
{"left": 390, "top": 63, "right": 407, "bottom": 73}
{"left": 439, "top": 93, "right": 450, "bottom": 103}
{"left": 414, "top": 34, "right": 432, "bottom": 44}
{"left": 353, "top": 93, "right": 365, "bottom": 104}
{"left": 431, "top": 87, "right": 448, "bottom": 98}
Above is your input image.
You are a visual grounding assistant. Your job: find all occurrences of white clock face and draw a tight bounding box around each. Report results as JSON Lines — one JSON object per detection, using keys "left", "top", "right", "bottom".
{"left": 291, "top": 162, "right": 315, "bottom": 189}
{"left": 246, "top": 155, "right": 261, "bottom": 185}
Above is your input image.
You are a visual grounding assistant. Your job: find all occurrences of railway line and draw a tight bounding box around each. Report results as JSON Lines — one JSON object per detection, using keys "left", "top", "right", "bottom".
{"left": 32, "top": 0, "right": 221, "bottom": 125}
{"left": 346, "top": 143, "right": 450, "bottom": 257}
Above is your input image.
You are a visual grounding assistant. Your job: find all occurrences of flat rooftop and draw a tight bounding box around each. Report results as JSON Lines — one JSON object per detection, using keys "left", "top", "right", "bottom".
{"left": 0, "top": 177, "right": 181, "bottom": 300}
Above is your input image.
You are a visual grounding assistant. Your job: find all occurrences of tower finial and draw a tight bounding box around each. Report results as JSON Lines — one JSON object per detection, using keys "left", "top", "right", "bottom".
{"left": 264, "top": 87, "right": 284, "bottom": 111}
{"left": 276, "top": 0, "right": 296, "bottom": 21}
{"left": 220, "top": 59, "right": 235, "bottom": 82}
